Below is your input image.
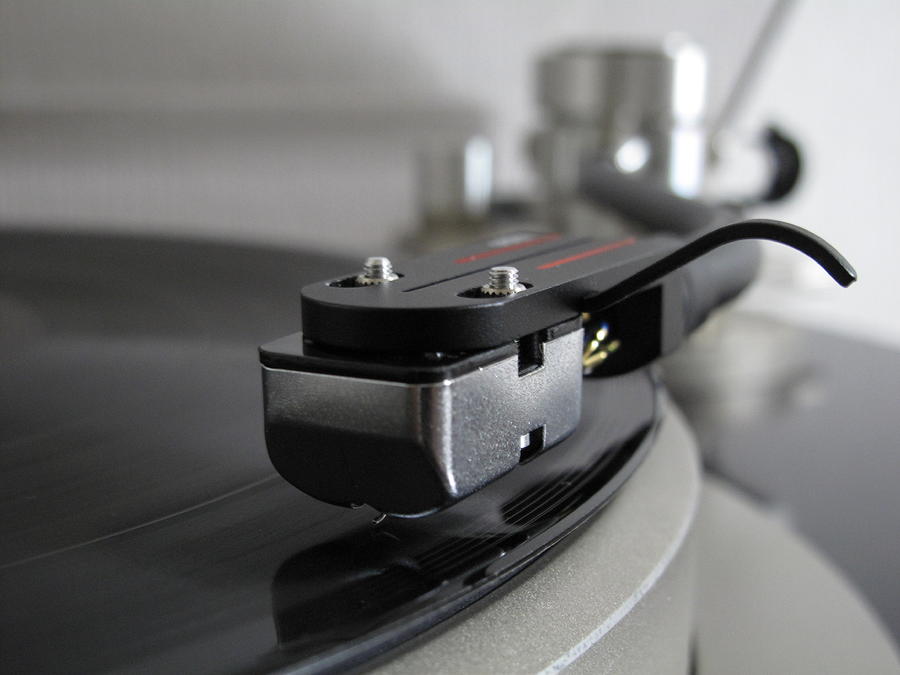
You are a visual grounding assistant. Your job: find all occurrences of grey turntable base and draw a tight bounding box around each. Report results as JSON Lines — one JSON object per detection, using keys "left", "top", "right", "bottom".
{"left": 373, "top": 408, "right": 900, "bottom": 674}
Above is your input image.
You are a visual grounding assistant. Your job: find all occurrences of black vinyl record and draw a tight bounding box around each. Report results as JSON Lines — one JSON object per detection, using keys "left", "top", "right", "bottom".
{"left": 0, "top": 230, "right": 660, "bottom": 674}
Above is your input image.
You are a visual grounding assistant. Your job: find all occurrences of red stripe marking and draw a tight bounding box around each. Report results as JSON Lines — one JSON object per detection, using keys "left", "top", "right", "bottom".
{"left": 454, "top": 233, "right": 561, "bottom": 264}
{"left": 536, "top": 237, "right": 637, "bottom": 270}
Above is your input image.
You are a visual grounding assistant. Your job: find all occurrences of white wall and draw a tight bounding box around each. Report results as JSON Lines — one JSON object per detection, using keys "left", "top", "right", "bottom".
{"left": 735, "top": 0, "right": 900, "bottom": 348}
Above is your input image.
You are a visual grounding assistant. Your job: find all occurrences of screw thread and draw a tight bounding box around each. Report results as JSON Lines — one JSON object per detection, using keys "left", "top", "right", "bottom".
{"left": 363, "top": 256, "right": 394, "bottom": 280}
{"left": 488, "top": 266, "right": 519, "bottom": 291}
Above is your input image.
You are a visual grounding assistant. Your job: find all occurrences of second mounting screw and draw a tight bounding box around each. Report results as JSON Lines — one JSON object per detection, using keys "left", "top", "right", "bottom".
{"left": 481, "top": 266, "right": 526, "bottom": 296}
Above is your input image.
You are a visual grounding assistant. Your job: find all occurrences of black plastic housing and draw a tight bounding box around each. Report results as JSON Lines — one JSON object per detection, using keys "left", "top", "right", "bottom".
{"left": 300, "top": 231, "right": 688, "bottom": 361}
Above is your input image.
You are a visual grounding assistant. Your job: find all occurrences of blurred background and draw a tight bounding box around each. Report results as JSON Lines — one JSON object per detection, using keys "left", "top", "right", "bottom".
{"left": 1, "top": 0, "right": 897, "bottom": 345}
{"left": 1, "top": 0, "right": 898, "bottom": 650}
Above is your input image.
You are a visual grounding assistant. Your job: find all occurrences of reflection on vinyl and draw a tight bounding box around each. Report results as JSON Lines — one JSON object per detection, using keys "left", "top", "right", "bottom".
{"left": 0, "top": 231, "right": 659, "bottom": 673}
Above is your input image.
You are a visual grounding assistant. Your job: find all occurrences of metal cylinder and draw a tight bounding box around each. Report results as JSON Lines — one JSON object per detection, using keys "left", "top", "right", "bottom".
{"left": 532, "top": 36, "right": 708, "bottom": 229}
{"left": 417, "top": 136, "right": 493, "bottom": 234}
{"left": 537, "top": 38, "right": 706, "bottom": 129}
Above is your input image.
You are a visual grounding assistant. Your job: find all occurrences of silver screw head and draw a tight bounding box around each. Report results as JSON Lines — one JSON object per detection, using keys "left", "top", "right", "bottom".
{"left": 481, "top": 265, "right": 526, "bottom": 296}
{"left": 357, "top": 256, "right": 399, "bottom": 285}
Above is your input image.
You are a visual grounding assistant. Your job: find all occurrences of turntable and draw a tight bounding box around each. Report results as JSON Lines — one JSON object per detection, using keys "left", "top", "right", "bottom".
{"left": 5, "top": 219, "right": 897, "bottom": 674}
{"left": 10, "top": 1, "right": 900, "bottom": 666}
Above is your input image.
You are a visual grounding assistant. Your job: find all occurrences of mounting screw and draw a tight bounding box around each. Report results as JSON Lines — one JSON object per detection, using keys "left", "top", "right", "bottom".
{"left": 357, "top": 256, "right": 399, "bottom": 285}
{"left": 481, "top": 266, "right": 526, "bottom": 296}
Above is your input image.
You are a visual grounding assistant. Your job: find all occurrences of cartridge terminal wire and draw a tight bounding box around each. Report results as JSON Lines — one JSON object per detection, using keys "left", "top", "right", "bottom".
{"left": 581, "top": 320, "right": 621, "bottom": 372}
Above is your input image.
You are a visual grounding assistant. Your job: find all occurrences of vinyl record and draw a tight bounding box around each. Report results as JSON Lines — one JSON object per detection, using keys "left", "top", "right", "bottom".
{"left": 0, "top": 231, "right": 659, "bottom": 674}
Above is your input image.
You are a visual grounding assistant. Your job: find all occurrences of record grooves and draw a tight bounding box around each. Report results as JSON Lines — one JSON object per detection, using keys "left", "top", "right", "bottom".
{"left": 0, "top": 231, "right": 659, "bottom": 674}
